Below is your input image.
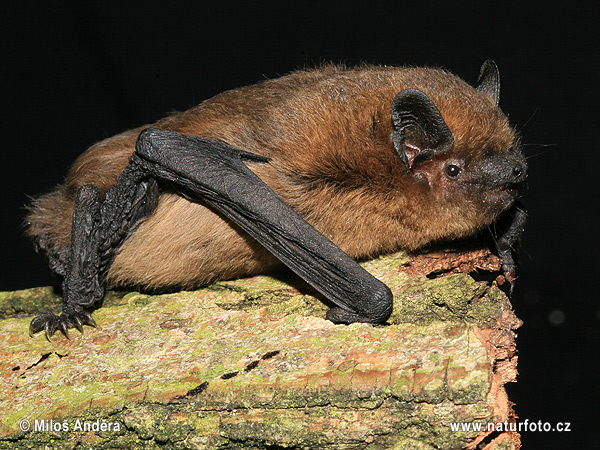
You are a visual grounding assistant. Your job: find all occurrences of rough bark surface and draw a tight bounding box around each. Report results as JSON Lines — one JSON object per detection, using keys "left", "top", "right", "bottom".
{"left": 0, "top": 249, "right": 521, "bottom": 449}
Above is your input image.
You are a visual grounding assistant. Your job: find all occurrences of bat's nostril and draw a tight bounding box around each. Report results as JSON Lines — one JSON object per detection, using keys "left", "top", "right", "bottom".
{"left": 512, "top": 163, "right": 526, "bottom": 182}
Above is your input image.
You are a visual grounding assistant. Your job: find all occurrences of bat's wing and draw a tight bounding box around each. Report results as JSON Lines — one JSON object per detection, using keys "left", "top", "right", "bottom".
{"left": 29, "top": 127, "right": 392, "bottom": 340}
{"left": 133, "top": 128, "right": 393, "bottom": 325}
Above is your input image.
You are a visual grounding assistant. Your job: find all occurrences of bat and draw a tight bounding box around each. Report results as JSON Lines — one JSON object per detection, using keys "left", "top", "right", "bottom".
{"left": 25, "top": 60, "right": 527, "bottom": 340}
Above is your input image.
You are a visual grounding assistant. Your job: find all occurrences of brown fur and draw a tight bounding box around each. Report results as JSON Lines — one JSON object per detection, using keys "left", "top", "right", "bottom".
{"left": 25, "top": 64, "right": 518, "bottom": 289}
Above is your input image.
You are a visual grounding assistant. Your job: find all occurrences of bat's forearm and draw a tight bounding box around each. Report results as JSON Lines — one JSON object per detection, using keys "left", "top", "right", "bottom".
{"left": 134, "top": 129, "right": 393, "bottom": 324}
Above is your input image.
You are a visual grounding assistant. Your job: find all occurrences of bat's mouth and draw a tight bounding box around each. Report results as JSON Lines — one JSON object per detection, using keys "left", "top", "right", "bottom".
{"left": 499, "top": 184, "right": 518, "bottom": 197}
{"left": 484, "top": 181, "right": 525, "bottom": 210}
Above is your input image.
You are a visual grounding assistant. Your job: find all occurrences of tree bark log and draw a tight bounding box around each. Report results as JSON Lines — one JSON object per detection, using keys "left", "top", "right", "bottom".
{"left": 0, "top": 248, "right": 521, "bottom": 449}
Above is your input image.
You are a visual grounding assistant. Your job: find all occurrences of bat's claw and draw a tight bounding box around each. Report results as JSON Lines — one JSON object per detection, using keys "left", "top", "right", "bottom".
{"left": 29, "top": 310, "right": 96, "bottom": 341}
{"left": 500, "top": 260, "right": 518, "bottom": 296}
{"left": 504, "top": 270, "right": 517, "bottom": 296}
{"left": 326, "top": 307, "right": 387, "bottom": 325}
{"left": 327, "top": 307, "right": 364, "bottom": 324}
{"left": 326, "top": 283, "right": 393, "bottom": 325}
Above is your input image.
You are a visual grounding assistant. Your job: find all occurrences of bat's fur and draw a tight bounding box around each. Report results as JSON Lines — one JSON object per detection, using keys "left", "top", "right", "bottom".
{"left": 25, "top": 64, "right": 519, "bottom": 290}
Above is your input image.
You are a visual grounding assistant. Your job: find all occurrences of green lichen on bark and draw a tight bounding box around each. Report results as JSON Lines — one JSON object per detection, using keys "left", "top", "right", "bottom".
{"left": 0, "top": 251, "right": 519, "bottom": 449}
{"left": 0, "top": 287, "right": 129, "bottom": 320}
{"left": 0, "top": 287, "right": 61, "bottom": 318}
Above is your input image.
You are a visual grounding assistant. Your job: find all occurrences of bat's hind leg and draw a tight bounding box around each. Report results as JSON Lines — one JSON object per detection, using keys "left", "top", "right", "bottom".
{"left": 29, "top": 165, "right": 158, "bottom": 340}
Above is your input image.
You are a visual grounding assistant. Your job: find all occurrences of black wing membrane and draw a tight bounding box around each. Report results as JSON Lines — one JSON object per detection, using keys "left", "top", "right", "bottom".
{"left": 29, "top": 128, "right": 393, "bottom": 340}
{"left": 133, "top": 128, "right": 393, "bottom": 324}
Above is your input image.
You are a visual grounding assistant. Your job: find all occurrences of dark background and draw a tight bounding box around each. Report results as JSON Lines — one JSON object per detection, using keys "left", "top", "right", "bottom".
{"left": 2, "top": 2, "right": 598, "bottom": 448}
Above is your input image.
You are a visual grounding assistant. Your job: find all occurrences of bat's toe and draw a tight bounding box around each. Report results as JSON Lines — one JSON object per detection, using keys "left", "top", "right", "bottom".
{"left": 29, "top": 309, "right": 96, "bottom": 341}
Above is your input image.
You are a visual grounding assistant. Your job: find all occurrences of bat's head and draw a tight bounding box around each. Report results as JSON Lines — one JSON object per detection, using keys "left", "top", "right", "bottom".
{"left": 391, "top": 60, "right": 527, "bottom": 236}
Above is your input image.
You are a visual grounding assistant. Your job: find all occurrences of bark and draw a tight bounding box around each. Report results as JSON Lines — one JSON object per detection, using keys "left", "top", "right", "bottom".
{"left": 0, "top": 247, "right": 521, "bottom": 449}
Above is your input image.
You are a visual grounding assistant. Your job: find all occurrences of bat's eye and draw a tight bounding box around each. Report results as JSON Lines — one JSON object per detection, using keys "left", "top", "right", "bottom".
{"left": 445, "top": 163, "right": 462, "bottom": 178}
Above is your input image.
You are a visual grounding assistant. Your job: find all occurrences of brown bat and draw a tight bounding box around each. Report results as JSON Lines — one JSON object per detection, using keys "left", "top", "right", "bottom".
{"left": 25, "top": 60, "right": 527, "bottom": 339}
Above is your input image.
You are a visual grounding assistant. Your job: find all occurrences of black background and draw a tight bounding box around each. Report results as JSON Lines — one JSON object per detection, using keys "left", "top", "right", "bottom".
{"left": 2, "top": 2, "right": 598, "bottom": 448}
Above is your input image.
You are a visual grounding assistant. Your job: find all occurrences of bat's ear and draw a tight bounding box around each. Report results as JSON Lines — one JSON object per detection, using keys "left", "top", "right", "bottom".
{"left": 391, "top": 88, "right": 454, "bottom": 170}
{"left": 475, "top": 59, "right": 500, "bottom": 105}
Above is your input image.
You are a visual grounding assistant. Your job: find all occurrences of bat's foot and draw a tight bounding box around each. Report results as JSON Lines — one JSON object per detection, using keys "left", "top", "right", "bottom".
{"left": 29, "top": 309, "right": 97, "bottom": 341}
